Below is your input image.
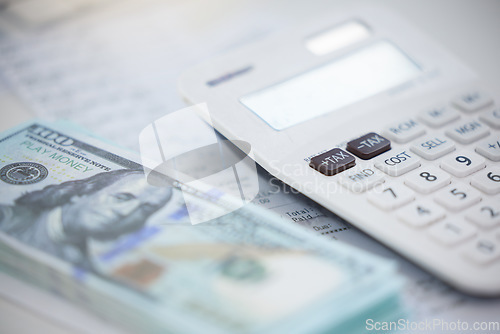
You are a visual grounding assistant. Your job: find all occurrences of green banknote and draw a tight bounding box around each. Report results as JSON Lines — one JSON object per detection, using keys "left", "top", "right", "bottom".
{"left": 0, "top": 121, "right": 403, "bottom": 334}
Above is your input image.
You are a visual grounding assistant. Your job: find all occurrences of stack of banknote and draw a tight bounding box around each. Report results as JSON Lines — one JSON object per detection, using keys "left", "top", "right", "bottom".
{"left": 0, "top": 120, "right": 404, "bottom": 333}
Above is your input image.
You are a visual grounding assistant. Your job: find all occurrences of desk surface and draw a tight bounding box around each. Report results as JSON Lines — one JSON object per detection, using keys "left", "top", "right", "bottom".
{"left": 0, "top": 0, "right": 499, "bottom": 333}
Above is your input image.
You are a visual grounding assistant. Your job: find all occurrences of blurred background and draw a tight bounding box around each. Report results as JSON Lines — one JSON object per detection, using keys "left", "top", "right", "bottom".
{"left": 1, "top": 0, "right": 500, "bottom": 149}
{"left": 0, "top": 0, "right": 499, "bottom": 333}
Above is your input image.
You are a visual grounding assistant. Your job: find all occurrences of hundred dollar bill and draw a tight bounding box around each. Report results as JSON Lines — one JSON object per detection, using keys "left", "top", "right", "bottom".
{"left": 0, "top": 121, "right": 404, "bottom": 334}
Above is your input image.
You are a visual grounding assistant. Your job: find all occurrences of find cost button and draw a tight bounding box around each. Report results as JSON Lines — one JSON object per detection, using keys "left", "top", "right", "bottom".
{"left": 346, "top": 132, "right": 391, "bottom": 160}
{"left": 309, "top": 148, "right": 356, "bottom": 176}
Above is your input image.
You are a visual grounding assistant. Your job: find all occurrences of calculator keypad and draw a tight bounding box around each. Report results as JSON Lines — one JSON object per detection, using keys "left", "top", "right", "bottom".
{"left": 451, "top": 90, "right": 493, "bottom": 113}
{"left": 346, "top": 132, "right": 391, "bottom": 160}
{"left": 309, "top": 148, "right": 356, "bottom": 176}
{"left": 418, "top": 105, "right": 460, "bottom": 128}
{"left": 445, "top": 120, "right": 490, "bottom": 144}
{"left": 470, "top": 166, "right": 500, "bottom": 194}
{"left": 410, "top": 134, "right": 455, "bottom": 160}
{"left": 434, "top": 183, "right": 481, "bottom": 211}
{"left": 479, "top": 108, "right": 500, "bottom": 129}
{"left": 440, "top": 150, "right": 486, "bottom": 177}
{"left": 475, "top": 135, "right": 500, "bottom": 161}
{"left": 367, "top": 183, "right": 415, "bottom": 210}
{"left": 462, "top": 238, "right": 500, "bottom": 265}
{"left": 404, "top": 166, "right": 451, "bottom": 194}
{"left": 308, "top": 88, "right": 500, "bottom": 287}
{"left": 428, "top": 220, "right": 477, "bottom": 246}
{"left": 337, "top": 166, "right": 385, "bottom": 193}
{"left": 383, "top": 118, "right": 426, "bottom": 143}
{"left": 465, "top": 200, "right": 500, "bottom": 229}
{"left": 374, "top": 150, "right": 421, "bottom": 176}
{"left": 370, "top": 89, "right": 500, "bottom": 280}
{"left": 396, "top": 199, "right": 446, "bottom": 227}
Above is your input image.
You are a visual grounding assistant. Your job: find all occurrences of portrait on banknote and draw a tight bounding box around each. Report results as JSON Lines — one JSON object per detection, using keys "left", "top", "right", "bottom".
{"left": 0, "top": 168, "right": 172, "bottom": 271}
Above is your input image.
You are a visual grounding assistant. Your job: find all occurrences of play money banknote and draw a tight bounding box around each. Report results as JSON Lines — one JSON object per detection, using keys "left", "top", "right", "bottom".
{"left": 0, "top": 121, "right": 403, "bottom": 334}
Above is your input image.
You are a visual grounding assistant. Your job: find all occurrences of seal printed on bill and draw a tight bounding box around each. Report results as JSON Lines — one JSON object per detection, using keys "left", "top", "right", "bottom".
{"left": 0, "top": 162, "right": 49, "bottom": 185}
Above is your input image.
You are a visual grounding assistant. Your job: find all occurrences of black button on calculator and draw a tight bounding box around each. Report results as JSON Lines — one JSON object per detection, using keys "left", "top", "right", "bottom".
{"left": 346, "top": 132, "right": 391, "bottom": 160}
{"left": 309, "top": 148, "right": 356, "bottom": 176}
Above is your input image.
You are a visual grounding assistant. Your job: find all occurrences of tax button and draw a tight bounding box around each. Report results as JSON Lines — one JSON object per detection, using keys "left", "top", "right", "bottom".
{"left": 346, "top": 132, "right": 391, "bottom": 160}
{"left": 309, "top": 148, "right": 356, "bottom": 176}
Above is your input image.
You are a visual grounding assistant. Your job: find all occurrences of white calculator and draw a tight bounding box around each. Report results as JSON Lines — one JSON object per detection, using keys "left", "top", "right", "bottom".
{"left": 178, "top": 6, "right": 500, "bottom": 296}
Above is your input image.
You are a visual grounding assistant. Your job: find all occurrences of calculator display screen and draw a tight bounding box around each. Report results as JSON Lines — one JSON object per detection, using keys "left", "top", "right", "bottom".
{"left": 240, "top": 41, "right": 421, "bottom": 130}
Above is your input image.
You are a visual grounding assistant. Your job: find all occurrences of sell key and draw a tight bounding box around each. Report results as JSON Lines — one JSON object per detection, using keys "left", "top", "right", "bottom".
{"left": 410, "top": 134, "right": 455, "bottom": 160}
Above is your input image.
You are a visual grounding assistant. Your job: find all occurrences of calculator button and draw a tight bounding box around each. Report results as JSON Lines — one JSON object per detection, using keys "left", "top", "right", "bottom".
{"left": 445, "top": 120, "right": 490, "bottom": 144}
{"left": 428, "top": 220, "right": 477, "bottom": 246}
{"left": 440, "top": 150, "right": 486, "bottom": 177}
{"left": 410, "top": 135, "right": 455, "bottom": 160}
{"left": 404, "top": 166, "right": 451, "bottom": 194}
{"left": 374, "top": 150, "right": 421, "bottom": 176}
{"left": 470, "top": 167, "right": 500, "bottom": 195}
{"left": 465, "top": 200, "right": 500, "bottom": 229}
{"left": 462, "top": 238, "right": 500, "bottom": 265}
{"left": 367, "top": 183, "right": 415, "bottom": 210}
{"left": 346, "top": 132, "right": 391, "bottom": 160}
{"left": 475, "top": 134, "right": 500, "bottom": 161}
{"left": 337, "top": 166, "right": 385, "bottom": 193}
{"left": 418, "top": 105, "right": 460, "bottom": 128}
{"left": 434, "top": 184, "right": 481, "bottom": 212}
{"left": 451, "top": 90, "right": 494, "bottom": 113}
{"left": 309, "top": 148, "right": 356, "bottom": 176}
{"left": 396, "top": 200, "right": 446, "bottom": 227}
{"left": 383, "top": 118, "right": 426, "bottom": 143}
{"left": 479, "top": 108, "right": 500, "bottom": 129}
